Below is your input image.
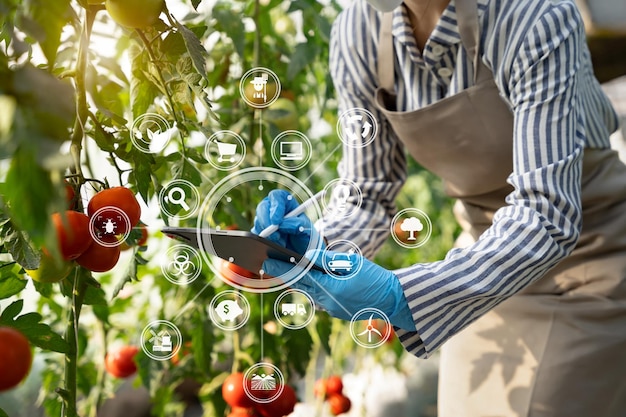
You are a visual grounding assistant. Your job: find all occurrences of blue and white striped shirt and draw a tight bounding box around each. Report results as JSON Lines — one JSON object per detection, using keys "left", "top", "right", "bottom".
{"left": 320, "top": 0, "right": 620, "bottom": 358}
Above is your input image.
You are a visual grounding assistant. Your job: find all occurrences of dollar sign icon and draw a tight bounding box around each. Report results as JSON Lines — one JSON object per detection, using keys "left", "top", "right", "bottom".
{"left": 216, "top": 299, "right": 244, "bottom": 322}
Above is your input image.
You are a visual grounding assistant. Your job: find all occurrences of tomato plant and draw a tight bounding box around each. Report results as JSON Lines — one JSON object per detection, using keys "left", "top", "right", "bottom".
{"left": 0, "top": 326, "right": 32, "bottom": 392}
{"left": 104, "top": 345, "right": 139, "bottom": 379}
{"left": 328, "top": 393, "right": 351, "bottom": 416}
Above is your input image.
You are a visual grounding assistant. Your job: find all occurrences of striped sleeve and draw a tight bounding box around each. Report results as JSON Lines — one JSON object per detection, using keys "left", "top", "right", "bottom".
{"left": 395, "top": 3, "right": 586, "bottom": 357}
{"left": 316, "top": 8, "right": 407, "bottom": 259}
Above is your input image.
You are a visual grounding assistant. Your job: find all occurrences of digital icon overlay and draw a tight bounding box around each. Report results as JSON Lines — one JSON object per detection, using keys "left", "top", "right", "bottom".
{"left": 161, "top": 245, "right": 202, "bottom": 285}
{"left": 270, "top": 130, "right": 312, "bottom": 171}
{"left": 239, "top": 67, "right": 281, "bottom": 109}
{"left": 205, "top": 130, "right": 246, "bottom": 171}
{"left": 140, "top": 320, "right": 183, "bottom": 361}
{"left": 159, "top": 179, "right": 200, "bottom": 220}
{"left": 243, "top": 363, "right": 285, "bottom": 404}
{"left": 130, "top": 113, "right": 175, "bottom": 154}
{"left": 322, "top": 178, "right": 363, "bottom": 219}
{"left": 88, "top": 206, "right": 131, "bottom": 247}
{"left": 337, "top": 107, "right": 378, "bottom": 148}
{"left": 390, "top": 208, "right": 433, "bottom": 248}
{"left": 322, "top": 240, "right": 363, "bottom": 280}
{"left": 350, "top": 308, "right": 392, "bottom": 349}
{"left": 274, "top": 289, "right": 315, "bottom": 329}
{"left": 208, "top": 290, "right": 251, "bottom": 331}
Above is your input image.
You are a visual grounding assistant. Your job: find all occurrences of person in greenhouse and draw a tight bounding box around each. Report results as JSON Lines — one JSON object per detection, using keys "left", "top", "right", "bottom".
{"left": 254, "top": 0, "right": 626, "bottom": 416}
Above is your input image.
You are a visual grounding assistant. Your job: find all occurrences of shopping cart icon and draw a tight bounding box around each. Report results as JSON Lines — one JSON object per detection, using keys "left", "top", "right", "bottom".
{"left": 214, "top": 141, "right": 238, "bottom": 163}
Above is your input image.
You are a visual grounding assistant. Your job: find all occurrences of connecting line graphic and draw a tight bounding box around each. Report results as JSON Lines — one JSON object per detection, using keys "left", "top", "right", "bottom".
{"left": 260, "top": 292, "right": 264, "bottom": 360}
{"left": 172, "top": 276, "right": 217, "bottom": 322}
{"left": 303, "top": 143, "right": 342, "bottom": 185}
{"left": 198, "top": 169, "right": 216, "bottom": 187}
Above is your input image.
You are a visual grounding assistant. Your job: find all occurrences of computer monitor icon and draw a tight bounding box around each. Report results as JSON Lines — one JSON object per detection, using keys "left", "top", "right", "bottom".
{"left": 279, "top": 142, "right": 303, "bottom": 161}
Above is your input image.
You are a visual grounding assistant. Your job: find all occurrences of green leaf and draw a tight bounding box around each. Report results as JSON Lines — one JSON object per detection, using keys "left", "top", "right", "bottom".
{"left": 287, "top": 41, "right": 320, "bottom": 81}
{"left": 0, "top": 272, "right": 27, "bottom": 299}
{"left": 191, "top": 0, "right": 202, "bottom": 10}
{"left": 0, "top": 300, "right": 69, "bottom": 353}
{"left": 283, "top": 328, "right": 313, "bottom": 376}
{"left": 31, "top": 279, "right": 55, "bottom": 298}
{"left": 176, "top": 23, "right": 208, "bottom": 80}
{"left": 171, "top": 158, "right": 203, "bottom": 186}
{"left": 0, "top": 407, "right": 8, "bottom": 417}
{"left": 130, "top": 44, "right": 159, "bottom": 117}
{"left": 19, "top": 0, "right": 71, "bottom": 65}
{"left": 190, "top": 314, "right": 213, "bottom": 376}
{"left": 4, "top": 228, "right": 41, "bottom": 270}
{"left": 315, "top": 313, "right": 332, "bottom": 355}
{"left": 3, "top": 146, "right": 54, "bottom": 244}
{"left": 213, "top": 2, "right": 246, "bottom": 58}
{"left": 60, "top": 269, "right": 107, "bottom": 306}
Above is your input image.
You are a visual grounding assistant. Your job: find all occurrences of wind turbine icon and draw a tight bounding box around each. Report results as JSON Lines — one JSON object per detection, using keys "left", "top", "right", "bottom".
{"left": 356, "top": 314, "right": 383, "bottom": 343}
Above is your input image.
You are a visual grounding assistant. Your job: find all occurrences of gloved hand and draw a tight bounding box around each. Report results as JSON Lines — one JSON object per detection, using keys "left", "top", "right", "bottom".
{"left": 252, "top": 189, "right": 323, "bottom": 255}
{"left": 262, "top": 248, "right": 416, "bottom": 331}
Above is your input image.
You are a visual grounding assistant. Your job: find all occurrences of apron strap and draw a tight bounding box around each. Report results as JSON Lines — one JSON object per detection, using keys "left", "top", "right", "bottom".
{"left": 377, "top": 12, "right": 395, "bottom": 93}
{"left": 455, "top": 0, "right": 489, "bottom": 84}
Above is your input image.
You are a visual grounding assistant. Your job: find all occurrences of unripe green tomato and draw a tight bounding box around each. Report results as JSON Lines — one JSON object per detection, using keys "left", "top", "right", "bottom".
{"left": 105, "top": 0, "right": 164, "bottom": 29}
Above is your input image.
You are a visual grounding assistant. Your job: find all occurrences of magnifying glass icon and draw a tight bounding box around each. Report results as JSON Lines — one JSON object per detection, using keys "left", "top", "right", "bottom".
{"left": 166, "top": 186, "right": 190, "bottom": 211}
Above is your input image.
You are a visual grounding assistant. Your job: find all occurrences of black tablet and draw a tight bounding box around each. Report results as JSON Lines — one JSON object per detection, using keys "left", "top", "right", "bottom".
{"left": 161, "top": 227, "right": 322, "bottom": 274}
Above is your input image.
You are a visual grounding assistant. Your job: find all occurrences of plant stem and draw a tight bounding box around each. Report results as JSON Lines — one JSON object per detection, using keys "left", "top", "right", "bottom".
{"left": 64, "top": 268, "right": 88, "bottom": 417}
{"left": 135, "top": 29, "right": 186, "bottom": 153}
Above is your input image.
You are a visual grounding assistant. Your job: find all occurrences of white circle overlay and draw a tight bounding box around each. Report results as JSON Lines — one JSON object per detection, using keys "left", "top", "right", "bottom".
{"left": 322, "top": 178, "right": 363, "bottom": 219}
{"left": 322, "top": 240, "right": 364, "bottom": 280}
{"left": 158, "top": 179, "right": 201, "bottom": 220}
{"left": 161, "top": 244, "right": 202, "bottom": 286}
{"left": 208, "top": 290, "right": 251, "bottom": 331}
{"left": 205, "top": 130, "right": 246, "bottom": 171}
{"left": 270, "top": 130, "right": 312, "bottom": 171}
{"left": 273, "top": 289, "right": 316, "bottom": 330}
{"left": 349, "top": 308, "right": 392, "bottom": 349}
{"left": 197, "top": 167, "right": 323, "bottom": 294}
{"left": 390, "top": 208, "right": 433, "bottom": 248}
{"left": 243, "top": 362, "right": 285, "bottom": 404}
{"left": 140, "top": 320, "right": 183, "bottom": 361}
{"left": 88, "top": 206, "right": 131, "bottom": 247}
{"left": 130, "top": 113, "right": 173, "bottom": 154}
{"left": 239, "top": 67, "right": 281, "bottom": 109}
{"left": 336, "top": 107, "right": 378, "bottom": 148}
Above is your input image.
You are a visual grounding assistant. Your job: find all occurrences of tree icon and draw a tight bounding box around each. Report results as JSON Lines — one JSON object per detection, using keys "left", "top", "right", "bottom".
{"left": 400, "top": 217, "right": 423, "bottom": 241}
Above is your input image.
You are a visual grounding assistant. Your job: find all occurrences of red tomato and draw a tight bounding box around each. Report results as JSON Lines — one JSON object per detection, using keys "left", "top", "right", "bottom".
{"left": 64, "top": 181, "right": 76, "bottom": 209}
{"left": 255, "top": 384, "right": 297, "bottom": 417}
{"left": 75, "top": 236, "right": 121, "bottom": 272}
{"left": 227, "top": 407, "right": 257, "bottom": 417}
{"left": 328, "top": 394, "right": 351, "bottom": 416}
{"left": 105, "top": 345, "right": 139, "bottom": 378}
{"left": 87, "top": 187, "right": 141, "bottom": 234}
{"left": 51, "top": 211, "right": 92, "bottom": 260}
{"left": 219, "top": 260, "right": 261, "bottom": 280}
{"left": 0, "top": 326, "right": 32, "bottom": 392}
{"left": 325, "top": 376, "right": 344, "bottom": 397}
{"left": 222, "top": 372, "right": 255, "bottom": 408}
{"left": 314, "top": 376, "right": 343, "bottom": 399}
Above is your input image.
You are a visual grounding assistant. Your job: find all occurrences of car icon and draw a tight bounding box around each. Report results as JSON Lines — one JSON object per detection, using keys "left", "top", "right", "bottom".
{"left": 327, "top": 253, "right": 353, "bottom": 273}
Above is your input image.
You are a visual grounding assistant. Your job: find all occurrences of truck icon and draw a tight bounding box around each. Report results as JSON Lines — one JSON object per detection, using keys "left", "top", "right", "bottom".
{"left": 282, "top": 303, "right": 307, "bottom": 316}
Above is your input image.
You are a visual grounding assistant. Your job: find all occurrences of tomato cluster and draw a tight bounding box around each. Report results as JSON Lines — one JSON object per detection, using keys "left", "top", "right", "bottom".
{"left": 26, "top": 186, "right": 143, "bottom": 282}
{"left": 314, "top": 376, "right": 352, "bottom": 416}
{"left": 0, "top": 326, "right": 33, "bottom": 392}
{"left": 105, "top": 345, "right": 139, "bottom": 379}
{"left": 222, "top": 372, "right": 298, "bottom": 417}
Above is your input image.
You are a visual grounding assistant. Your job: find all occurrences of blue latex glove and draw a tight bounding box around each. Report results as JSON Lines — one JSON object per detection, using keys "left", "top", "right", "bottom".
{"left": 262, "top": 248, "right": 416, "bottom": 331}
{"left": 252, "top": 189, "right": 323, "bottom": 255}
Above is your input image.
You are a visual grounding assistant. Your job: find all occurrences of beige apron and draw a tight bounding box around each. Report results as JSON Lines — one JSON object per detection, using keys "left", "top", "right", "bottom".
{"left": 374, "top": 1, "right": 626, "bottom": 416}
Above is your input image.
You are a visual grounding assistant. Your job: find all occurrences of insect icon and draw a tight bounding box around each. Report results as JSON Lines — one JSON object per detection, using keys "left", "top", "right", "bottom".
{"left": 102, "top": 218, "right": 117, "bottom": 234}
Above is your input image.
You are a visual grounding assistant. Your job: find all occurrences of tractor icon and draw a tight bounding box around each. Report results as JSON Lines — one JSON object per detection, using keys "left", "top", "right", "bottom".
{"left": 102, "top": 218, "right": 117, "bottom": 234}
